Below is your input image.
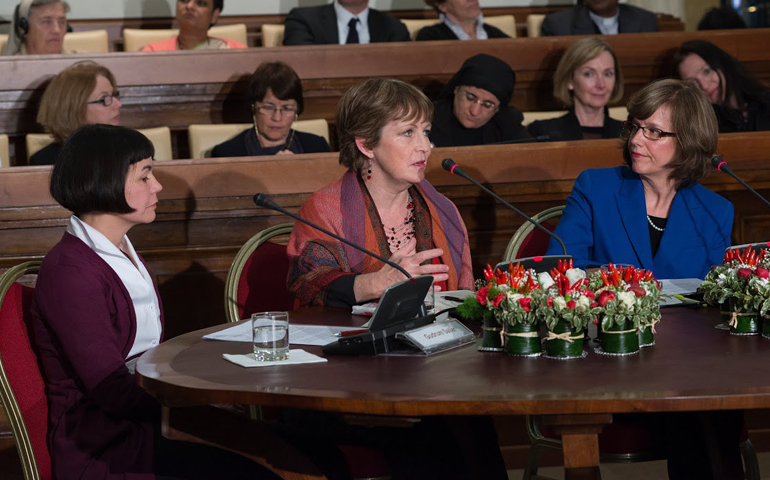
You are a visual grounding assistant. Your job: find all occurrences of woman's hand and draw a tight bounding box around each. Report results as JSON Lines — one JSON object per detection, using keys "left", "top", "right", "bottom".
{"left": 276, "top": 149, "right": 295, "bottom": 156}
{"left": 353, "top": 238, "right": 449, "bottom": 303}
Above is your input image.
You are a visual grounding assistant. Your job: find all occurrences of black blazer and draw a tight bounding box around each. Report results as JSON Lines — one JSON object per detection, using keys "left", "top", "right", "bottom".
{"left": 540, "top": 5, "right": 658, "bottom": 36}
{"left": 29, "top": 142, "right": 62, "bottom": 166}
{"left": 415, "top": 22, "right": 509, "bottom": 41}
{"left": 527, "top": 108, "right": 623, "bottom": 142}
{"left": 283, "top": 4, "right": 410, "bottom": 45}
{"left": 210, "top": 129, "right": 330, "bottom": 158}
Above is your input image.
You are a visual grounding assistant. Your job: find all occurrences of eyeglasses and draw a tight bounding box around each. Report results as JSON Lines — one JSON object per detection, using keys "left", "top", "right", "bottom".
{"left": 87, "top": 91, "right": 120, "bottom": 107}
{"left": 461, "top": 89, "right": 498, "bottom": 110}
{"left": 621, "top": 121, "right": 676, "bottom": 141}
{"left": 256, "top": 104, "right": 298, "bottom": 118}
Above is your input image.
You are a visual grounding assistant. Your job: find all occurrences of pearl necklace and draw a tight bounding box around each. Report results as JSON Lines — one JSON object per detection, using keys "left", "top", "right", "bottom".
{"left": 647, "top": 215, "right": 665, "bottom": 232}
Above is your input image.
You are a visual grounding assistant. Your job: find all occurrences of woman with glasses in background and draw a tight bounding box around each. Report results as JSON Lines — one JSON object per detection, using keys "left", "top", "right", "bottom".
{"left": 31, "top": 61, "right": 122, "bottom": 165}
{"left": 429, "top": 53, "right": 530, "bottom": 147}
{"left": 547, "top": 78, "right": 734, "bottom": 281}
{"left": 211, "top": 61, "right": 330, "bottom": 157}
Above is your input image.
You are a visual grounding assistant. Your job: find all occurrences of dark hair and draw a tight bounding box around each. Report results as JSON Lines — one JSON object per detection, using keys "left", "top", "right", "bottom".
{"left": 337, "top": 78, "right": 433, "bottom": 172}
{"left": 213, "top": 0, "right": 223, "bottom": 12}
{"left": 621, "top": 79, "right": 717, "bottom": 190}
{"left": 673, "top": 40, "right": 770, "bottom": 111}
{"left": 697, "top": 7, "right": 745, "bottom": 30}
{"left": 423, "top": 0, "right": 446, "bottom": 13}
{"left": 248, "top": 61, "right": 304, "bottom": 115}
{"left": 50, "top": 124, "right": 154, "bottom": 216}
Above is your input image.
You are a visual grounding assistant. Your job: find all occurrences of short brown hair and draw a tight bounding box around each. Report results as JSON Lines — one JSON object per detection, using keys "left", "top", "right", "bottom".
{"left": 37, "top": 61, "right": 117, "bottom": 143}
{"left": 337, "top": 78, "right": 433, "bottom": 172}
{"left": 423, "top": 0, "right": 445, "bottom": 13}
{"left": 622, "top": 78, "right": 717, "bottom": 190}
{"left": 248, "top": 61, "right": 304, "bottom": 114}
{"left": 553, "top": 37, "right": 624, "bottom": 107}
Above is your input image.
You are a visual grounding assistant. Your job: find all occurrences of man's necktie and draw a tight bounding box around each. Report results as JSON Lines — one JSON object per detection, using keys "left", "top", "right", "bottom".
{"left": 346, "top": 18, "right": 359, "bottom": 44}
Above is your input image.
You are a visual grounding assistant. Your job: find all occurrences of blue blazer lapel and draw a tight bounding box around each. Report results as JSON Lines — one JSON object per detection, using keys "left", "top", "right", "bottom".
{"left": 615, "top": 171, "right": 653, "bottom": 269}
{"left": 653, "top": 190, "right": 698, "bottom": 271}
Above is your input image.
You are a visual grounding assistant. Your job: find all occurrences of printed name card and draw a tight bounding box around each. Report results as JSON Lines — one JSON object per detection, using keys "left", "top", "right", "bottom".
{"left": 397, "top": 319, "right": 475, "bottom": 355}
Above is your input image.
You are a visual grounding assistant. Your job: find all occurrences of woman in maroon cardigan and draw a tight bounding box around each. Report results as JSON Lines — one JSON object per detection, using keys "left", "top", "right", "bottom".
{"left": 31, "top": 124, "right": 277, "bottom": 479}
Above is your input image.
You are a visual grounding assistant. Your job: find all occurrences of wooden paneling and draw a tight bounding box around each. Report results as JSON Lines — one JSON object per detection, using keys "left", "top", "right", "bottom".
{"left": 0, "top": 28, "right": 765, "bottom": 164}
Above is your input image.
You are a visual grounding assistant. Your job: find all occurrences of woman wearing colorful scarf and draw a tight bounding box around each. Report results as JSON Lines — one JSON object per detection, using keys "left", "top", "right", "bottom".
{"left": 287, "top": 77, "right": 474, "bottom": 307}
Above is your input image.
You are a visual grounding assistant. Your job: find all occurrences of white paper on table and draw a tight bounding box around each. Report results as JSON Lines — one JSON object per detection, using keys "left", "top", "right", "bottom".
{"left": 223, "top": 349, "right": 327, "bottom": 368}
{"left": 658, "top": 278, "right": 702, "bottom": 307}
{"left": 203, "top": 322, "right": 362, "bottom": 346}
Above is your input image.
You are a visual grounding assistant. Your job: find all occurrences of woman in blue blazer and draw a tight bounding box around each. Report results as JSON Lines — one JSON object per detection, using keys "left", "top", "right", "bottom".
{"left": 547, "top": 78, "right": 733, "bottom": 280}
{"left": 548, "top": 79, "right": 742, "bottom": 479}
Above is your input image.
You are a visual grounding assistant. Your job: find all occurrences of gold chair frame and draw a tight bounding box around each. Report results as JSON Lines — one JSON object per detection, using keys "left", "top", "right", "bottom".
{"left": 0, "top": 261, "right": 43, "bottom": 480}
{"left": 502, "top": 206, "right": 565, "bottom": 263}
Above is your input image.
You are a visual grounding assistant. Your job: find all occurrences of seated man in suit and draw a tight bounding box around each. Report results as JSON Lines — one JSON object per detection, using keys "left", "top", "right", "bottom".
{"left": 283, "top": 0, "right": 410, "bottom": 46}
{"left": 3, "top": 0, "right": 71, "bottom": 55}
{"left": 541, "top": 0, "right": 658, "bottom": 36}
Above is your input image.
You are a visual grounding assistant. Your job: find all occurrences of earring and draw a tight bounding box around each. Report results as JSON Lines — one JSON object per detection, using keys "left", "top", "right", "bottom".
{"left": 363, "top": 159, "right": 372, "bottom": 181}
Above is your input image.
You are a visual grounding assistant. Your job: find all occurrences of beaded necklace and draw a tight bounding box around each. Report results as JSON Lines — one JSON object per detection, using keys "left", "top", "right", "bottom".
{"left": 384, "top": 194, "right": 415, "bottom": 252}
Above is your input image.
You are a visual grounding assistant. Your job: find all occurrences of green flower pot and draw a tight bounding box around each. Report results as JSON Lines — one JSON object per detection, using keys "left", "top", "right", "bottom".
{"left": 600, "top": 318, "right": 639, "bottom": 355}
{"left": 637, "top": 323, "right": 655, "bottom": 347}
{"left": 761, "top": 315, "right": 770, "bottom": 339}
{"left": 503, "top": 322, "right": 540, "bottom": 356}
{"left": 544, "top": 320, "right": 585, "bottom": 359}
{"left": 478, "top": 315, "right": 503, "bottom": 352}
{"left": 728, "top": 299, "right": 759, "bottom": 336}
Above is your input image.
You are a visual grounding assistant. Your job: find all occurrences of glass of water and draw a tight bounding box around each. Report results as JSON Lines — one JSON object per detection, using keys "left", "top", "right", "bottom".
{"left": 252, "top": 311, "right": 289, "bottom": 361}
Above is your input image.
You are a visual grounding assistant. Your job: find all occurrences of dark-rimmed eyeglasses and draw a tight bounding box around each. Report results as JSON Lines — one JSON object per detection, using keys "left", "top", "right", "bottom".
{"left": 87, "top": 92, "right": 120, "bottom": 107}
{"left": 461, "top": 89, "right": 498, "bottom": 110}
{"left": 621, "top": 121, "right": 676, "bottom": 141}
{"left": 256, "top": 104, "right": 298, "bottom": 118}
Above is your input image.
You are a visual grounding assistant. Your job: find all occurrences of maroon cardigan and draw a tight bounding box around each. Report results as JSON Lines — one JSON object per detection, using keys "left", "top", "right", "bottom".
{"left": 31, "top": 233, "right": 163, "bottom": 479}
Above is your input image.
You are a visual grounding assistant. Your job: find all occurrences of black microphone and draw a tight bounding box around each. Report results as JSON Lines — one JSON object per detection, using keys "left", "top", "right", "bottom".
{"left": 442, "top": 159, "right": 568, "bottom": 256}
{"left": 489, "top": 135, "right": 550, "bottom": 145}
{"left": 712, "top": 155, "right": 770, "bottom": 209}
{"left": 254, "top": 193, "right": 415, "bottom": 281}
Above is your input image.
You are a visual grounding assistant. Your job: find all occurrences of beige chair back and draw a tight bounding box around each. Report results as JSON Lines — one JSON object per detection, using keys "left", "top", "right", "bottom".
{"left": 64, "top": 30, "right": 110, "bottom": 53}
{"left": 485, "top": 15, "right": 516, "bottom": 38}
{"left": 138, "top": 127, "right": 173, "bottom": 161}
{"left": 609, "top": 106, "right": 629, "bottom": 122}
{"left": 209, "top": 23, "right": 248, "bottom": 46}
{"left": 527, "top": 14, "right": 546, "bottom": 38}
{"left": 261, "top": 24, "right": 285, "bottom": 47}
{"left": 123, "top": 28, "right": 178, "bottom": 52}
{"left": 402, "top": 19, "right": 438, "bottom": 41}
{"left": 293, "top": 119, "right": 330, "bottom": 144}
{"left": 0, "top": 135, "right": 9, "bottom": 168}
{"left": 26, "top": 134, "right": 55, "bottom": 160}
{"left": 521, "top": 110, "right": 566, "bottom": 127}
{"left": 0, "top": 31, "right": 108, "bottom": 53}
{"left": 188, "top": 123, "right": 251, "bottom": 159}
{"left": 27, "top": 128, "right": 172, "bottom": 161}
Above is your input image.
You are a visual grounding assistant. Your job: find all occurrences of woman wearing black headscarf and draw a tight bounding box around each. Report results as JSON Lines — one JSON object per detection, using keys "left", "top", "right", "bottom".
{"left": 430, "top": 54, "right": 530, "bottom": 147}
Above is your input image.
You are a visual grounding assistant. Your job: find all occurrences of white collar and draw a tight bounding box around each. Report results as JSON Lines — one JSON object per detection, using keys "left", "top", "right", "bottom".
{"left": 334, "top": 1, "right": 369, "bottom": 26}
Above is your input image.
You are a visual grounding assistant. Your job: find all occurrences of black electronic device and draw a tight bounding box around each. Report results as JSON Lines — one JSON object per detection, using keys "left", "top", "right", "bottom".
{"left": 712, "top": 155, "right": 770, "bottom": 209}
{"left": 323, "top": 276, "right": 434, "bottom": 356}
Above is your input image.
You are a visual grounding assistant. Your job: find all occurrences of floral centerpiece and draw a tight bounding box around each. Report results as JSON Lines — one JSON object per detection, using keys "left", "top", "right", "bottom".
{"left": 587, "top": 264, "right": 662, "bottom": 354}
{"left": 700, "top": 247, "right": 770, "bottom": 335}
{"left": 534, "top": 259, "right": 597, "bottom": 359}
{"left": 458, "top": 263, "right": 543, "bottom": 356}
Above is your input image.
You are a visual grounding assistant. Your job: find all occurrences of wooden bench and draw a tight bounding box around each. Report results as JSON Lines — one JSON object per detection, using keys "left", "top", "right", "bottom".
{"left": 1, "top": 28, "right": 766, "bottom": 165}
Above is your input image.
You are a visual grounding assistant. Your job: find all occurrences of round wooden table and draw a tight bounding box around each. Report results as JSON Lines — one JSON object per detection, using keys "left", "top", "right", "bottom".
{"left": 137, "top": 306, "right": 770, "bottom": 479}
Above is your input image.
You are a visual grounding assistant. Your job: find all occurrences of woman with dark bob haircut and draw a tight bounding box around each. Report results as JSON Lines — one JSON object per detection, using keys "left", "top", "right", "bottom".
{"left": 547, "top": 78, "right": 742, "bottom": 479}
{"left": 211, "top": 61, "right": 330, "bottom": 157}
{"left": 33, "top": 124, "right": 278, "bottom": 479}
{"left": 675, "top": 39, "right": 770, "bottom": 133}
{"left": 547, "top": 78, "right": 733, "bottom": 279}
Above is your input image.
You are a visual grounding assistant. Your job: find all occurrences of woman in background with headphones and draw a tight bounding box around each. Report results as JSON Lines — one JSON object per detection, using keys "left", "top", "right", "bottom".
{"left": 3, "top": 0, "right": 70, "bottom": 55}
{"left": 211, "top": 61, "right": 330, "bottom": 157}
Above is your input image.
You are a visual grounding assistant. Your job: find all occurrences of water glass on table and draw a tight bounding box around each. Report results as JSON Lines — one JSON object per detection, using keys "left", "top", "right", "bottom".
{"left": 252, "top": 311, "right": 289, "bottom": 361}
